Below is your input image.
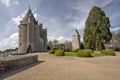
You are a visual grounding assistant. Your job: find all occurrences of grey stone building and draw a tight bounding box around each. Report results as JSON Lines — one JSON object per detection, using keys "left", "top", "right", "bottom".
{"left": 72, "top": 29, "right": 81, "bottom": 50}
{"left": 18, "top": 7, "right": 47, "bottom": 53}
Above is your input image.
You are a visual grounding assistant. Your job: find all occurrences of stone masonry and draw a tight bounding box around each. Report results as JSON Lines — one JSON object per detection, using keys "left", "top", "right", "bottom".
{"left": 0, "top": 55, "right": 38, "bottom": 74}
{"left": 72, "top": 29, "right": 81, "bottom": 50}
{"left": 18, "top": 7, "right": 47, "bottom": 53}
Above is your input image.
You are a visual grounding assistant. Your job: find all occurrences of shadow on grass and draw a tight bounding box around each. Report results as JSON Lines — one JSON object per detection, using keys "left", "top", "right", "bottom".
{"left": 0, "top": 60, "right": 45, "bottom": 79}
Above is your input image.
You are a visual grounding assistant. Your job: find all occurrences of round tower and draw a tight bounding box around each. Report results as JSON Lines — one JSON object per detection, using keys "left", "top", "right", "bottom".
{"left": 18, "top": 21, "right": 27, "bottom": 53}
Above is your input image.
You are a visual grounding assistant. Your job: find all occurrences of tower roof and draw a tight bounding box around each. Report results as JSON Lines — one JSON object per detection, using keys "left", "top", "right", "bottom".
{"left": 22, "top": 6, "right": 37, "bottom": 24}
{"left": 72, "top": 29, "right": 80, "bottom": 36}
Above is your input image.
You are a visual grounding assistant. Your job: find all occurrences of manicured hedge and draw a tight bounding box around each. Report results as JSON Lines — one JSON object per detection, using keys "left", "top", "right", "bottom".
{"left": 101, "top": 50, "right": 116, "bottom": 56}
{"left": 77, "top": 49, "right": 93, "bottom": 57}
{"left": 72, "top": 49, "right": 79, "bottom": 52}
{"left": 55, "top": 50, "right": 65, "bottom": 56}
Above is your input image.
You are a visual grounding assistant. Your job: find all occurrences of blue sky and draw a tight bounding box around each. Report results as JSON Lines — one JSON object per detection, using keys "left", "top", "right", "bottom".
{"left": 0, "top": 0, "right": 120, "bottom": 50}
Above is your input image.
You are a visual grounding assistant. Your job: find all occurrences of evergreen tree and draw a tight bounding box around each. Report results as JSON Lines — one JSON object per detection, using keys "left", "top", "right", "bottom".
{"left": 83, "top": 6, "right": 112, "bottom": 50}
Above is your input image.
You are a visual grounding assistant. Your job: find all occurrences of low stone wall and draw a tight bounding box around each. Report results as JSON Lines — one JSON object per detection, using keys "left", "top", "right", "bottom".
{"left": 0, "top": 55, "right": 38, "bottom": 73}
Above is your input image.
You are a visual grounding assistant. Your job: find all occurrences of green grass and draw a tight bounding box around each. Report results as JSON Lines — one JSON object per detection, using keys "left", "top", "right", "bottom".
{"left": 91, "top": 53, "right": 107, "bottom": 57}
{"left": 65, "top": 51, "right": 108, "bottom": 57}
{"left": 65, "top": 52, "right": 78, "bottom": 56}
{"left": 60, "top": 50, "right": 116, "bottom": 57}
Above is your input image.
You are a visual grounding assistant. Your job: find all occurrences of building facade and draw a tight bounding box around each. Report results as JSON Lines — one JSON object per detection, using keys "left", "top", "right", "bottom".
{"left": 18, "top": 8, "right": 47, "bottom": 53}
{"left": 72, "top": 29, "right": 81, "bottom": 50}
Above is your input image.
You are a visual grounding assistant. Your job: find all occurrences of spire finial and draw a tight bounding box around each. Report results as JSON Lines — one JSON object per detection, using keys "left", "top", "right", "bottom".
{"left": 29, "top": 4, "right": 31, "bottom": 10}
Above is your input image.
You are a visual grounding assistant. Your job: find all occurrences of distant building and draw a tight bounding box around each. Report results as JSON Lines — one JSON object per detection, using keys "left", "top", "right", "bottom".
{"left": 18, "top": 7, "right": 47, "bottom": 53}
{"left": 72, "top": 29, "right": 81, "bottom": 50}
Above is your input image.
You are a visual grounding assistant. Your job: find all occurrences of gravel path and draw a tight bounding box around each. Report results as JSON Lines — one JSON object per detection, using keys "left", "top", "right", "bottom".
{"left": 1, "top": 52, "right": 120, "bottom": 80}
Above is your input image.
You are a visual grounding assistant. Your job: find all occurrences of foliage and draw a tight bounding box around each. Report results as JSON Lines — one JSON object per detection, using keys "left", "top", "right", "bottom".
{"left": 49, "top": 50, "right": 55, "bottom": 54}
{"left": 80, "top": 42, "right": 84, "bottom": 49}
{"left": 77, "top": 50, "right": 93, "bottom": 57}
{"left": 91, "top": 51, "right": 106, "bottom": 57}
{"left": 65, "top": 52, "right": 78, "bottom": 56}
{"left": 83, "top": 6, "right": 112, "bottom": 50}
{"left": 55, "top": 50, "right": 65, "bottom": 56}
{"left": 64, "top": 41, "right": 72, "bottom": 52}
{"left": 101, "top": 50, "right": 116, "bottom": 56}
{"left": 72, "top": 49, "right": 79, "bottom": 52}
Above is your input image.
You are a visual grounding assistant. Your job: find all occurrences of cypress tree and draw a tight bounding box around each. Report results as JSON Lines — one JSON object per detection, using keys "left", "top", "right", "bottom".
{"left": 83, "top": 6, "right": 112, "bottom": 50}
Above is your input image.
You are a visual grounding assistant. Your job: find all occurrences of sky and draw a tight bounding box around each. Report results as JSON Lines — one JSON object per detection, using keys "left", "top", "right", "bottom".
{"left": 0, "top": 0, "right": 120, "bottom": 50}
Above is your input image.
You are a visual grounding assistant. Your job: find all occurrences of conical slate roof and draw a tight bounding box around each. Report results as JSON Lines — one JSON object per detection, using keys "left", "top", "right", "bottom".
{"left": 72, "top": 29, "right": 80, "bottom": 36}
{"left": 22, "top": 8, "right": 36, "bottom": 24}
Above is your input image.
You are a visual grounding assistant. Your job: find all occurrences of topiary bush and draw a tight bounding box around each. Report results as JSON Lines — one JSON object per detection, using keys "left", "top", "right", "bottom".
{"left": 49, "top": 50, "right": 55, "bottom": 54}
{"left": 77, "top": 49, "right": 93, "bottom": 57}
{"left": 55, "top": 50, "right": 65, "bottom": 56}
{"left": 72, "top": 49, "right": 79, "bottom": 52}
{"left": 101, "top": 50, "right": 116, "bottom": 56}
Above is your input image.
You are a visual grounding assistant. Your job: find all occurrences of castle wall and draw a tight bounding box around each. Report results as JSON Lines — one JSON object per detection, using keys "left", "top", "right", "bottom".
{"left": 18, "top": 24, "right": 27, "bottom": 53}
{"left": 43, "top": 30, "right": 47, "bottom": 51}
{"left": 18, "top": 9, "right": 47, "bottom": 53}
{"left": 0, "top": 55, "right": 38, "bottom": 74}
{"left": 27, "top": 18, "right": 35, "bottom": 52}
{"left": 34, "top": 25, "right": 40, "bottom": 52}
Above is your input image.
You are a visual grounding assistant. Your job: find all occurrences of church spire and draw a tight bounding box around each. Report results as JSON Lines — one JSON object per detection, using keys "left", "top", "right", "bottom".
{"left": 29, "top": 4, "right": 31, "bottom": 11}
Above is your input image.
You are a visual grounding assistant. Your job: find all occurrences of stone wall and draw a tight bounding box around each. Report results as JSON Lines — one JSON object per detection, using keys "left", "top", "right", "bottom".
{"left": 0, "top": 55, "right": 38, "bottom": 73}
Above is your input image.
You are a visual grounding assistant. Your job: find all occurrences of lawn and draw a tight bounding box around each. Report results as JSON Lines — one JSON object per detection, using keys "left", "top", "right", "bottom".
{"left": 65, "top": 51, "right": 110, "bottom": 57}
{"left": 65, "top": 52, "right": 78, "bottom": 56}
{"left": 91, "top": 52, "right": 107, "bottom": 57}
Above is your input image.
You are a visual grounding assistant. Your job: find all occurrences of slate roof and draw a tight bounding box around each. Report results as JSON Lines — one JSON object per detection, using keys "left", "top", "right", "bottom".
{"left": 22, "top": 8, "right": 37, "bottom": 24}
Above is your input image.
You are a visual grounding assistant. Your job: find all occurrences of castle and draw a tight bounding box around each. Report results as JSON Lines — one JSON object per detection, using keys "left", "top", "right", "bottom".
{"left": 72, "top": 29, "right": 81, "bottom": 50}
{"left": 18, "top": 7, "right": 47, "bottom": 53}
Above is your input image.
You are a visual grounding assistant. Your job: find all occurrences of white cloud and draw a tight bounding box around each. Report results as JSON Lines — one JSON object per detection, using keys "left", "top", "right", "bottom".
{"left": 0, "top": 0, "right": 19, "bottom": 7}
{"left": 110, "top": 27, "right": 120, "bottom": 32}
{"left": 67, "top": 0, "right": 112, "bottom": 13}
{"left": 68, "top": 18, "right": 86, "bottom": 30}
{"left": 57, "top": 36, "right": 67, "bottom": 43}
{"left": 11, "top": 10, "right": 39, "bottom": 25}
{"left": 0, "top": 32, "right": 18, "bottom": 50}
{"left": 11, "top": 10, "right": 27, "bottom": 25}
{"left": 48, "top": 36, "right": 70, "bottom": 43}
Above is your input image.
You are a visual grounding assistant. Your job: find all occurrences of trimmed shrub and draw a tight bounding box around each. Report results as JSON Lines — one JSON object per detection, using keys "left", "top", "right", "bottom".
{"left": 72, "top": 49, "right": 79, "bottom": 52}
{"left": 77, "top": 49, "right": 93, "bottom": 57}
{"left": 49, "top": 50, "right": 55, "bottom": 54}
{"left": 55, "top": 50, "right": 65, "bottom": 56}
{"left": 101, "top": 50, "right": 116, "bottom": 56}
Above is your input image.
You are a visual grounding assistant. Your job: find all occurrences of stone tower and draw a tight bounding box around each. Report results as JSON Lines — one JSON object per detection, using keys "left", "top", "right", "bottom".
{"left": 18, "top": 7, "right": 47, "bottom": 53}
{"left": 72, "top": 29, "right": 81, "bottom": 50}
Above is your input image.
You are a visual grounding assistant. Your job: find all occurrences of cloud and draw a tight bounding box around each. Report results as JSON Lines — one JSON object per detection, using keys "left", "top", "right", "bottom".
{"left": 0, "top": 0, "right": 19, "bottom": 7}
{"left": 68, "top": 18, "right": 86, "bottom": 30}
{"left": 11, "top": 10, "right": 39, "bottom": 25}
{"left": 11, "top": 10, "right": 27, "bottom": 25}
{"left": 48, "top": 35, "right": 70, "bottom": 43}
{"left": 67, "top": 0, "right": 113, "bottom": 13}
{"left": 0, "top": 32, "right": 18, "bottom": 50}
{"left": 110, "top": 27, "right": 120, "bottom": 32}
{"left": 65, "top": 0, "right": 113, "bottom": 30}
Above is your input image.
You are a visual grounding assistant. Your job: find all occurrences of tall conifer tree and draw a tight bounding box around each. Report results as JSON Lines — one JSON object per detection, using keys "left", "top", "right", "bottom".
{"left": 83, "top": 6, "right": 112, "bottom": 50}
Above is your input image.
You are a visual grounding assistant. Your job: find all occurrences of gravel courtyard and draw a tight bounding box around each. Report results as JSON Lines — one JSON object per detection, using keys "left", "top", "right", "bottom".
{"left": 1, "top": 52, "right": 120, "bottom": 80}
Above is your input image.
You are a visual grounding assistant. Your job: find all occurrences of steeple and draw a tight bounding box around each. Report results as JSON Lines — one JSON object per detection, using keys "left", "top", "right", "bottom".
{"left": 73, "top": 28, "right": 80, "bottom": 36}
{"left": 72, "top": 28, "right": 81, "bottom": 50}
{"left": 28, "top": 4, "right": 31, "bottom": 11}
{"left": 22, "top": 5, "right": 36, "bottom": 24}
